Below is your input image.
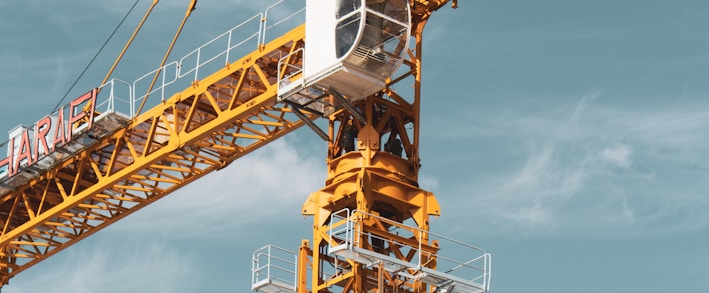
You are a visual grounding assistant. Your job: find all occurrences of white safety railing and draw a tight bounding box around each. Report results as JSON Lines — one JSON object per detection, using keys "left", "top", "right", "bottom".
{"left": 178, "top": 13, "right": 263, "bottom": 83}
{"left": 0, "top": 0, "right": 306, "bottom": 188}
{"left": 329, "top": 208, "right": 354, "bottom": 250}
{"left": 277, "top": 48, "right": 305, "bottom": 97}
{"left": 133, "top": 0, "right": 304, "bottom": 117}
{"left": 252, "top": 244, "right": 298, "bottom": 293}
{"left": 0, "top": 82, "right": 134, "bottom": 191}
{"left": 97, "top": 78, "right": 134, "bottom": 117}
{"left": 328, "top": 209, "right": 492, "bottom": 292}
{"left": 262, "top": 0, "right": 306, "bottom": 45}
{"left": 132, "top": 61, "right": 180, "bottom": 107}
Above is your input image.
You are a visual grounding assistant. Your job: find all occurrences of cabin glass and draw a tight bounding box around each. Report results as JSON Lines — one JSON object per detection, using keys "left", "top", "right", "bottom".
{"left": 337, "top": 0, "right": 362, "bottom": 18}
{"left": 366, "top": 0, "right": 409, "bottom": 24}
{"left": 336, "top": 14, "right": 362, "bottom": 59}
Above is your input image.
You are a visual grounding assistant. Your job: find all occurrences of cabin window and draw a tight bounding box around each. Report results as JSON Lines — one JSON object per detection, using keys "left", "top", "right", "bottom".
{"left": 336, "top": 14, "right": 361, "bottom": 58}
{"left": 337, "top": 0, "right": 361, "bottom": 18}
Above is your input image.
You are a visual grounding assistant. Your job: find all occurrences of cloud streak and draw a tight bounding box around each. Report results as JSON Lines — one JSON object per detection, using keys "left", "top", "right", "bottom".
{"left": 443, "top": 91, "right": 709, "bottom": 237}
{"left": 5, "top": 239, "right": 195, "bottom": 293}
{"left": 111, "top": 136, "right": 325, "bottom": 238}
{"left": 600, "top": 144, "right": 633, "bottom": 168}
{"left": 5, "top": 135, "right": 323, "bottom": 293}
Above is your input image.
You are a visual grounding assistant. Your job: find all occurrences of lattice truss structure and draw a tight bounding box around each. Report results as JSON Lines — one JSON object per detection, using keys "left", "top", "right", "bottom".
{"left": 290, "top": 1, "right": 488, "bottom": 292}
{"left": 0, "top": 0, "right": 464, "bottom": 288}
{"left": 0, "top": 25, "right": 309, "bottom": 285}
{"left": 299, "top": 46, "right": 447, "bottom": 293}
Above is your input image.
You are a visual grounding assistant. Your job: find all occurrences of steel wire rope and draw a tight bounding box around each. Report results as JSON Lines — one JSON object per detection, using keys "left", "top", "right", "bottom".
{"left": 135, "top": 0, "right": 197, "bottom": 117}
{"left": 51, "top": 0, "right": 141, "bottom": 112}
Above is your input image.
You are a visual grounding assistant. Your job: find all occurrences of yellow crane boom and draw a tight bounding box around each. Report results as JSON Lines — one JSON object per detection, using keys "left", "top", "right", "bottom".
{"left": 0, "top": 23, "right": 308, "bottom": 285}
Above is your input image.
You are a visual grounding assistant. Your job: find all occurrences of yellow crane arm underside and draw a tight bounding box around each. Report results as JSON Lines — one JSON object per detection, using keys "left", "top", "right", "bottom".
{"left": 0, "top": 25, "right": 308, "bottom": 284}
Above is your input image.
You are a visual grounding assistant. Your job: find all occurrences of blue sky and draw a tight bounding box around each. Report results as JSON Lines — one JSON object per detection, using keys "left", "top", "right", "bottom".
{"left": 1, "top": 0, "right": 709, "bottom": 292}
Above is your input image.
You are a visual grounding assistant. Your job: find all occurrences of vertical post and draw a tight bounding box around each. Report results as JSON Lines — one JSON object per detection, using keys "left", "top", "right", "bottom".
{"left": 256, "top": 9, "right": 268, "bottom": 50}
{"left": 297, "top": 240, "right": 309, "bottom": 293}
{"left": 411, "top": 19, "right": 427, "bottom": 175}
{"left": 226, "top": 30, "right": 232, "bottom": 65}
{"left": 378, "top": 260, "right": 384, "bottom": 292}
{"left": 130, "top": 86, "right": 135, "bottom": 117}
{"left": 251, "top": 252, "right": 256, "bottom": 288}
{"left": 418, "top": 229, "right": 423, "bottom": 269}
{"left": 267, "top": 245, "right": 271, "bottom": 282}
{"left": 194, "top": 49, "right": 201, "bottom": 82}
{"left": 347, "top": 210, "right": 353, "bottom": 250}
{"left": 110, "top": 82, "right": 116, "bottom": 112}
{"left": 161, "top": 67, "right": 167, "bottom": 101}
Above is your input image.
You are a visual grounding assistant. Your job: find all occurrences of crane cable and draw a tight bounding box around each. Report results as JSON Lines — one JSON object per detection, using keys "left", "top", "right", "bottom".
{"left": 51, "top": 0, "right": 142, "bottom": 112}
{"left": 100, "top": 0, "right": 160, "bottom": 89}
{"left": 135, "top": 0, "right": 198, "bottom": 117}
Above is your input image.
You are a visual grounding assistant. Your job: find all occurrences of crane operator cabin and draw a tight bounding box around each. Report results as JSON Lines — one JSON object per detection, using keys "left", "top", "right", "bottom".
{"left": 279, "top": 0, "right": 410, "bottom": 114}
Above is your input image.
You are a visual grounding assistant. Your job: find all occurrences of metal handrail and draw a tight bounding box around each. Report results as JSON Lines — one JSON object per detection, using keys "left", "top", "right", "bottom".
{"left": 132, "top": 61, "right": 179, "bottom": 107}
{"left": 329, "top": 208, "right": 352, "bottom": 250}
{"left": 251, "top": 244, "right": 297, "bottom": 291}
{"left": 97, "top": 78, "right": 133, "bottom": 115}
{"left": 262, "top": 0, "right": 306, "bottom": 45}
{"left": 329, "top": 209, "right": 492, "bottom": 290}
{"left": 178, "top": 12, "right": 263, "bottom": 81}
{"left": 277, "top": 48, "right": 305, "bottom": 86}
{"left": 0, "top": 0, "right": 306, "bottom": 181}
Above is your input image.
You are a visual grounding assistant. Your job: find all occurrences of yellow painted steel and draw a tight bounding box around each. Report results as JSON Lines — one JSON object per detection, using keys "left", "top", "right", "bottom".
{"left": 0, "top": 25, "right": 308, "bottom": 285}
{"left": 138, "top": 0, "right": 197, "bottom": 116}
{"left": 0, "top": 0, "right": 456, "bottom": 288}
{"left": 100, "top": 0, "right": 160, "bottom": 88}
{"left": 296, "top": 1, "right": 457, "bottom": 292}
{"left": 299, "top": 53, "right": 442, "bottom": 292}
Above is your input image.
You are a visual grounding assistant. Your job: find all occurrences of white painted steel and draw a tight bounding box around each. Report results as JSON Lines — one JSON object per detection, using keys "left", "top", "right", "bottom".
{"left": 251, "top": 244, "right": 298, "bottom": 293}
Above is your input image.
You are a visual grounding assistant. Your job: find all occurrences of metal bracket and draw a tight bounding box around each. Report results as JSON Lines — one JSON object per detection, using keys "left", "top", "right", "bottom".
{"left": 289, "top": 103, "right": 329, "bottom": 142}
{"left": 329, "top": 87, "right": 366, "bottom": 124}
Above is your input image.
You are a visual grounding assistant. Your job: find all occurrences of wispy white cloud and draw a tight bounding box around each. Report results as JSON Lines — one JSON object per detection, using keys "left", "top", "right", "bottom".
{"left": 111, "top": 136, "right": 325, "bottom": 238}
{"left": 5, "top": 239, "right": 195, "bottom": 293}
{"left": 619, "top": 193, "right": 635, "bottom": 224}
{"left": 3, "top": 136, "right": 322, "bottom": 293}
{"left": 500, "top": 201, "right": 551, "bottom": 228}
{"left": 419, "top": 173, "right": 440, "bottom": 191}
{"left": 444, "top": 91, "right": 709, "bottom": 237}
{"left": 600, "top": 144, "right": 633, "bottom": 168}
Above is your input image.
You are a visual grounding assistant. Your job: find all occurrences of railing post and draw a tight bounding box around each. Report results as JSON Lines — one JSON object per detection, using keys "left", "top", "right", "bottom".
{"left": 418, "top": 229, "right": 423, "bottom": 269}
{"left": 485, "top": 254, "right": 492, "bottom": 291}
{"left": 348, "top": 209, "right": 354, "bottom": 250}
{"left": 130, "top": 87, "right": 135, "bottom": 118}
{"left": 267, "top": 245, "right": 271, "bottom": 281}
{"left": 293, "top": 251, "right": 298, "bottom": 290}
{"left": 226, "top": 30, "right": 232, "bottom": 65}
{"left": 161, "top": 67, "right": 166, "bottom": 101}
{"left": 110, "top": 81, "right": 115, "bottom": 112}
{"left": 194, "top": 49, "right": 201, "bottom": 82}
{"left": 260, "top": 12, "right": 266, "bottom": 47}
{"left": 251, "top": 253, "right": 255, "bottom": 286}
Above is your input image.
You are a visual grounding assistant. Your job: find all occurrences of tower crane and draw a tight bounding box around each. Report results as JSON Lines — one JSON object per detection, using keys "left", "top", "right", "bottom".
{"left": 0, "top": 0, "right": 489, "bottom": 292}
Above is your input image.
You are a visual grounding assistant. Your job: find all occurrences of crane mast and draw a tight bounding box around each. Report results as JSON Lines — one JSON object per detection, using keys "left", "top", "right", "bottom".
{"left": 0, "top": 0, "right": 489, "bottom": 292}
